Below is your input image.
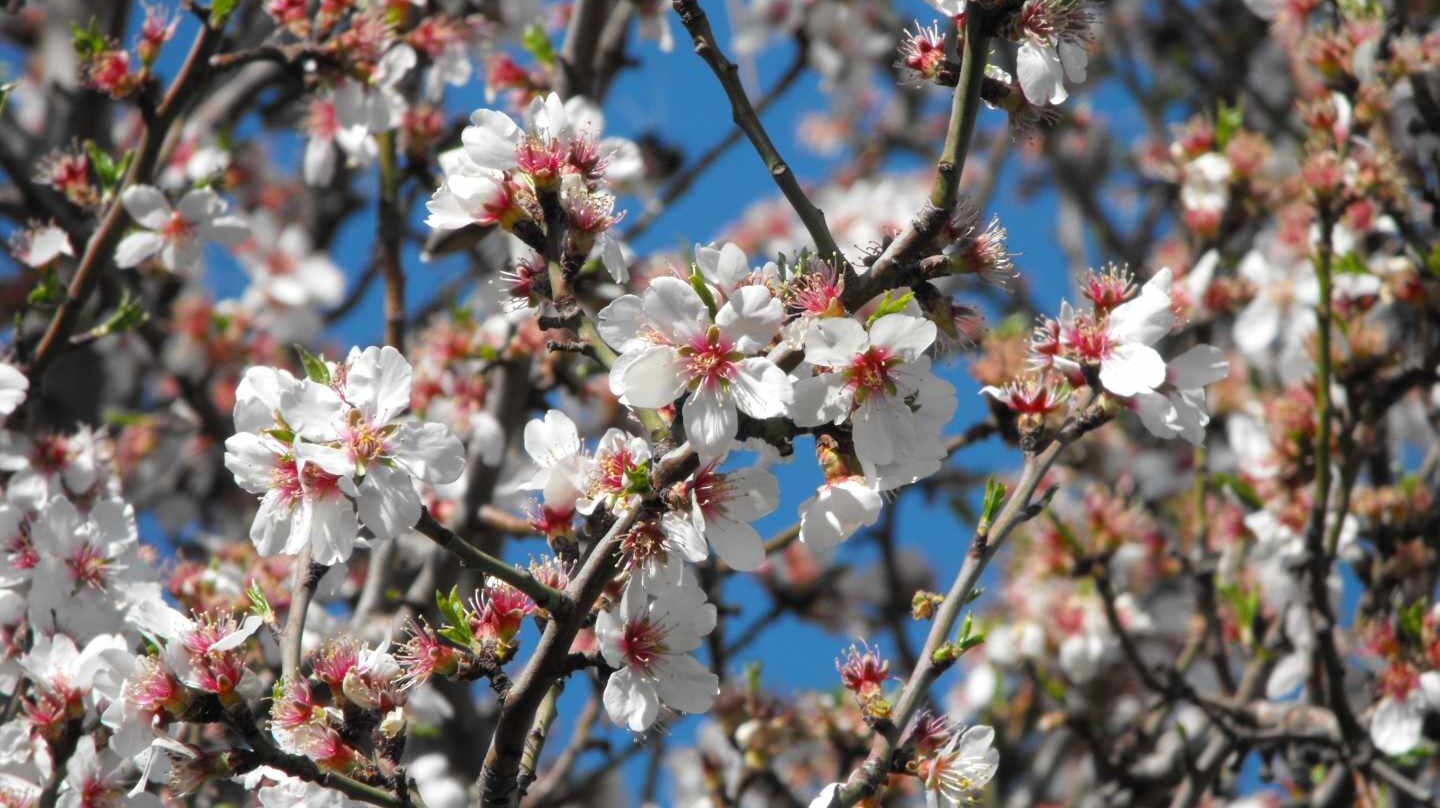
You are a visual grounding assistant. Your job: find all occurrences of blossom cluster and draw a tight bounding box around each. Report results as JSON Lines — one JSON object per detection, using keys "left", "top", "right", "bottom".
{"left": 1, "top": 0, "right": 1438, "bottom": 805}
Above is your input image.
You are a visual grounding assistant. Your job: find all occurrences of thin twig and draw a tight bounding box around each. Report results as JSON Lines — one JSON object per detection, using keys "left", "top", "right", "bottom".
{"left": 671, "top": 0, "right": 845, "bottom": 265}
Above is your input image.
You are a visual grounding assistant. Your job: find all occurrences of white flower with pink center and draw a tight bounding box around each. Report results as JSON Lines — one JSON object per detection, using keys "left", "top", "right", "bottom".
{"left": 1370, "top": 664, "right": 1440, "bottom": 756}
{"left": 603, "top": 276, "right": 793, "bottom": 459}
{"left": 577, "top": 427, "right": 651, "bottom": 516}
{"left": 223, "top": 367, "right": 361, "bottom": 565}
{"left": 237, "top": 211, "right": 345, "bottom": 310}
{"left": 791, "top": 312, "right": 946, "bottom": 480}
{"left": 596, "top": 572, "right": 718, "bottom": 732}
{"left": 114, "top": 185, "right": 248, "bottom": 274}
{"left": 662, "top": 464, "right": 778, "bottom": 572}
{"left": 332, "top": 346, "right": 467, "bottom": 542}
{"left": 0, "top": 426, "right": 102, "bottom": 509}
{"left": 1061, "top": 267, "right": 1177, "bottom": 398}
{"left": 25, "top": 497, "right": 153, "bottom": 642}
{"left": 303, "top": 92, "right": 378, "bottom": 186}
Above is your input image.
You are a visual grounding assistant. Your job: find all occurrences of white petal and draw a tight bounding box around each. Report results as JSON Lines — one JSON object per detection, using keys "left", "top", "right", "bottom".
{"left": 304, "top": 138, "right": 337, "bottom": 186}
{"left": 720, "top": 467, "right": 779, "bottom": 522}
{"left": 683, "top": 381, "right": 737, "bottom": 460}
{"left": 1167, "top": 344, "right": 1230, "bottom": 389}
{"left": 357, "top": 464, "right": 421, "bottom": 542}
{"left": 603, "top": 667, "right": 660, "bottom": 732}
{"left": 803, "top": 317, "right": 867, "bottom": 367}
{"left": 642, "top": 277, "right": 708, "bottom": 343}
{"left": 611, "top": 346, "right": 686, "bottom": 407}
{"left": 1265, "top": 652, "right": 1308, "bottom": 699}
{"left": 223, "top": 433, "right": 279, "bottom": 493}
{"left": 1099, "top": 343, "right": 1167, "bottom": 397}
{"left": 306, "top": 496, "right": 359, "bottom": 565}
{"left": 389, "top": 422, "right": 466, "bottom": 483}
{"left": 705, "top": 516, "right": 764, "bottom": 571}
{"left": 597, "top": 295, "right": 648, "bottom": 353}
{"left": 867, "top": 314, "right": 936, "bottom": 362}
{"left": 652, "top": 653, "right": 719, "bottom": 715}
{"left": 730, "top": 358, "right": 792, "bottom": 419}
{"left": 344, "top": 345, "right": 413, "bottom": 424}
{"left": 114, "top": 232, "right": 164, "bottom": 268}
{"left": 461, "top": 110, "right": 522, "bottom": 171}
{"left": 524, "top": 410, "right": 581, "bottom": 469}
{"left": 1016, "top": 41, "right": 1067, "bottom": 106}
{"left": 1371, "top": 697, "right": 1423, "bottom": 756}
{"left": 790, "top": 374, "right": 851, "bottom": 427}
{"left": 716, "top": 285, "right": 783, "bottom": 353}
{"left": 121, "top": 185, "right": 172, "bottom": 229}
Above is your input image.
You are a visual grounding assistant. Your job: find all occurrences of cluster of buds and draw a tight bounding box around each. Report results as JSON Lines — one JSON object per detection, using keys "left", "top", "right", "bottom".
{"left": 298, "top": 635, "right": 410, "bottom": 768}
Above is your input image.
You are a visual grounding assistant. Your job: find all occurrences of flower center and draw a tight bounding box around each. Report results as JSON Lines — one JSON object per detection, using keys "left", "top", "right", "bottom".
{"left": 66, "top": 542, "right": 110, "bottom": 589}
{"left": 681, "top": 329, "right": 738, "bottom": 388}
{"left": 619, "top": 617, "right": 667, "bottom": 671}
{"left": 845, "top": 347, "right": 897, "bottom": 400}
{"left": 162, "top": 211, "right": 195, "bottom": 243}
{"left": 1065, "top": 318, "right": 1113, "bottom": 364}
{"left": 622, "top": 521, "right": 669, "bottom": 570}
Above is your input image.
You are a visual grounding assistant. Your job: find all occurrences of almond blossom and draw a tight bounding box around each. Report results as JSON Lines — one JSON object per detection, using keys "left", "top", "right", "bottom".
{"left": 596, "top": 572, "right": 719, "bottom": 732}
{"left": 662, "top": 463, "right": 779, "bottom": 572}
{"left": 603, "top": 276, "right": 793, "bottom": 459}
{"left": 1371, "top": 666, "right": 1440, "bottom": 756}
{"left": 792, "top": 312, "right": 950, "bottom": 483}
{"left": 115, "top": 186, "right": 248, "bottom": 273}
{"left": 330, "top": 346, "right": 467, "bottom": 542}
{"left": 223, "top": 368, "right": 360, "bottom": 564}
{"left": 1013, "top": 0, "right": 1093, "bottom": 106}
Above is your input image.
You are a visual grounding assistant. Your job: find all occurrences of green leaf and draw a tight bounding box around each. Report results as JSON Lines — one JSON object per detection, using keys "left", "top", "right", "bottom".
{"left": 865, "top": 291, "right": 915, "bottom": 328}
{"left": 1423, "top": 244, "right": 1440, "bottom": 278}
{"left": 70, "top": 19, "right": 107, "bottom": 59}
{"left": 26, "top": 270, "right": 66, "bottom": 308}
{"left": 688, "top": 267, "right": 719, "bottom": 318}
{"left": 84, "top": 141, "right": 118, "bottom": 189}
{"left": 1398, "top": 600, "right": 1426, "bottom": 642}
{"left": 978, "top": 476, "right": 1006, "bottom": 532}
{"left": 211, "top": 0, "right": 238, "bottom": 27}
{"left": 522, "top": 24, "right": 555, "bottom": 67}
{"left": 94, "top": 288, "right": 149, "bottom": 337}
{"left": 246, "top": 580, "right": 275, "bottom": 624}
{"left": 293, "top": 344, "right": 331, "bottom": 385}
{"left": 1215, "top": 99, "right": 1244, "bottom": 150}
{"left": 1331, "top": 251, "right": 1369, "bottom": 276}
{"left": 1210, "top": 472, "right": 1262, "bottom": 510}
{"left": 1045, "top": 509, "right": 1083, "bottom": 557}
{"left": 435, "top": 586, "right": 475, "bottom": 648}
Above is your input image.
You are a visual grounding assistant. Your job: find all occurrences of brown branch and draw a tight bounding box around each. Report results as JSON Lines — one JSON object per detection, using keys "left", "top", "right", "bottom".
{"left": 841, "top": 17, "right": 990, "bottom": 309}
{"left": 622, "top": 41, "right": 808, "bottom": 244}
{"left": 414, "top": 507, "right": 570, "bottom": 615}
{"left": 26, "top": 17, "right": 227, "bottom": 379}
{"left": 823, "top": 396, "right": 1110, "bottom": 807}
{"left": 671, "top": 0, "right": 844, "bottom": 265}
